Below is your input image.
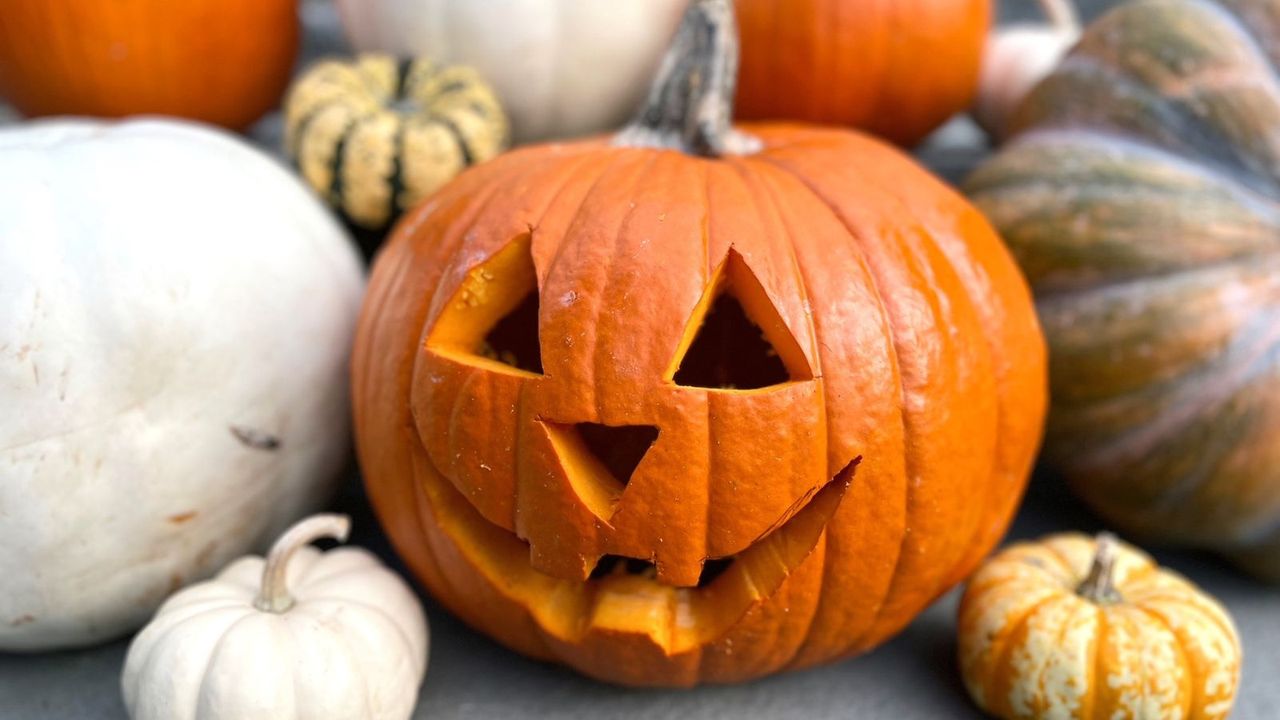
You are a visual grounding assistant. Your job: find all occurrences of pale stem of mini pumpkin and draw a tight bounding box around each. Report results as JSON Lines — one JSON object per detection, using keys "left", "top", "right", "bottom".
{"left": 1076, "top": 532, "right": 1123, "bottom": 605}
{"left": 613, "top": 0, "right": 761, "bottom": 157}
{"left": 255, "top": 514, "right": 352, "bottom": 614}
{"left": 1036, "top": 0, "right": 1081, "bottom": 35}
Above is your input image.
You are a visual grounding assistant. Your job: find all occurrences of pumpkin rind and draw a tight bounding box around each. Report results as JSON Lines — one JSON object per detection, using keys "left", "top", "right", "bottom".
{"left": 734, "top": 0, "right": 993, "bottom": 146}
{"left": 966, "top": 0, "right": 1280, "bottom": 580}
{"left": 0, "top": 0, "right": 297, "bottom": 130}
{"left": 958, "top": 534, "right": 1242, "bottom": 720}
{"left": 285, "top": 54, "right": 509, "bottom": 231}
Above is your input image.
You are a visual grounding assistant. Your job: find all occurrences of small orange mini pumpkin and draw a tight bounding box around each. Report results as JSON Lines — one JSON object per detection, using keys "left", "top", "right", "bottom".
{"left": 353, "top": 0, "right": 1046, "bottom": 686}
{"left": 959, "top": 533, "right": 1242, "bottom": 720}
{"left": 735, "top": 0, "right": 993, "bottom": 146}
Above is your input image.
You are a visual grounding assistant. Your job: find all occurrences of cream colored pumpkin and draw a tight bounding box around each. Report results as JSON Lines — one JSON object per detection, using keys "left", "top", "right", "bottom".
{"left": 958, "top": 533, "right": 1241, "bottom": 720}
{"left": 0, "top": 119, "right": 364, "bottom": 651}
{"left": 122, "top": 515, "right": 429, "bottom": 720}
{"left": 334, "top": 0, "right": 688, "bottom": 142}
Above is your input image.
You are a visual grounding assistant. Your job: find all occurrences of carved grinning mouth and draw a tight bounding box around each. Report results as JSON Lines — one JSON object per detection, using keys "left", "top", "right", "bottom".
{"left": 413, "top": 448, "right": 858, "bottom": 655}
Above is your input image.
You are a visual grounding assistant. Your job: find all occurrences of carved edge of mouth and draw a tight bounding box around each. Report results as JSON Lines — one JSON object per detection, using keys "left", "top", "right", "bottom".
{"left": 415, "top": 448, "right": 860, "bottom": 656}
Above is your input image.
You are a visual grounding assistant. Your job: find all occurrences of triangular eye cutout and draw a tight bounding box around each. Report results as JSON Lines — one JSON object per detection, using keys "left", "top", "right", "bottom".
{"left": 669, "top": 249, "right": 812, "bottom": 390}
{"left": 482, "top": 290, "right": 542, "bottom": 374}
{"left": 541, "top": 421, "right": 659, "bottom": 521}
{"left": 426, "top": 233, "right": 544, "bottom": 376}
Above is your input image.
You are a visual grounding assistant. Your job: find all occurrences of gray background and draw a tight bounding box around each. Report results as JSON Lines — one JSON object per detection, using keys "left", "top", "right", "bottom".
{"left": 2, "top": 1, "right": 1276, "bottom": 718}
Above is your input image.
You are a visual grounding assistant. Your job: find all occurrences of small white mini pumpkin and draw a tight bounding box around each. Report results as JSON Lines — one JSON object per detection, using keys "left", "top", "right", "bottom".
{"left": 122, "top": 514, "right": 429, "bottom": 720}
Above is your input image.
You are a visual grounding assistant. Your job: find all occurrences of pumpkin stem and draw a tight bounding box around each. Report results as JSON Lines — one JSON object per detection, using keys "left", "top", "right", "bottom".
{"left": 1076, "top": 532, "right": 1123, "bottom": 605}
{"left": 255, "top": 514, "right": 351, "bottom": 614}
{"left": 1037, "top": 0, "right": 1081, "bottom": 36}
{"left": 614, "top": 0, "right": 761, "bottom": 157}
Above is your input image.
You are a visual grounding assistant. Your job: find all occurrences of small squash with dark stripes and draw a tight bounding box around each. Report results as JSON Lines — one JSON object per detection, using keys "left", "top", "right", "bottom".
{"left": 966, "top": 0, "right": 1280, "bottom": 581}
{"left": 284, "top": 54, "right": 509, "bottom": 232}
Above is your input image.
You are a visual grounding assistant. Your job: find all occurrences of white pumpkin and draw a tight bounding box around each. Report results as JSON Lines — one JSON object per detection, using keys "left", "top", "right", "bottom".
{"left": 0, "top": 119, "right": 364, "bottom": 652}
{"left": 335, "top": 0, "right": 689, "bottom": 142}
{"left": 123, "top": 514, "right": 429, "bottom": 720}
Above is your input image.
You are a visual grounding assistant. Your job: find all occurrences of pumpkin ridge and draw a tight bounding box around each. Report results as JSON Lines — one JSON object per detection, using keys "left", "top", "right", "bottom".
{"left": 318, "top": 610, "right": 377, "bottom": 718}
{"left": 537, "top": 149, "right": 643, "bottom": 297}
{"left": 985, "top": 594, "right": 1069, "bottom": 715}
{"left": 861, "top": 168, "right": 1010, "bottom": 591}
{"left": 304, "top": 597, "right": 424, "bottom": 687}
{"left": 980, "top": 127, "right": 1280, "bottom": 223}
{"left": 726, "top": 161, "right": 839, "bottom": 659}
{"left": 1184, "top": 0, "right": 1280, "bottom": 103}
{"left": 581, "top": 151, "right": 668, "bottom": 416}
{"left": 1022, "top": 52, "right": 1280, "bottom": 198}
{"left": 751, "top": 152, "right": 919, "bottom": 651}
{"left": 1061, "top": 307, "right": 1280, "bottom": 482}
{"left": 1086, "top": 603, "right": 1107, "bottom": 720}
{"left": 1135, "top": 604, "right": 1196, "bottom": 718}
{"left": 187, "top": 611, "right": 270, "bottom": 718}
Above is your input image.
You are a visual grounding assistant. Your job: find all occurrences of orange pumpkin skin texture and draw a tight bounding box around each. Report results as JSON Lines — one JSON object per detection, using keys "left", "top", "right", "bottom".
{"left": 966, "top": 0, "right": 1280, "bottom": 581}
{"left": 734, "top": 0, "right": 993, "bottom": 146}
{"left": 958, "top": 534, "right": 1242, "bottom": 720}
{"left": 0, "top": 0, "right": 297, "bottom": 131}
{"left": 353, "top": 0, "right": 1046, "bottom": 687}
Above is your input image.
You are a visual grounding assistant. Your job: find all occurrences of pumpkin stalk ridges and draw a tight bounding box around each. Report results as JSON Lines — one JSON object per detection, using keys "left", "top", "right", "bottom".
{"left": 1076, "top": 532, "right": 1122, "bottom": 605}
{"left": 256, "top": 514, "right": 352, "bottom": 614}
{"left": 614, "top": 0, "right": 760, "bottom": 157}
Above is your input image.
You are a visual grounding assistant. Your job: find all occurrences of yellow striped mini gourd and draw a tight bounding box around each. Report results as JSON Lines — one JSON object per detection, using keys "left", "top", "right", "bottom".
{"left": 958, "top": 533, "right": 1241, "bottom": 720}
{"left": 285, "top": 54, "right": 509, "bottom": 231}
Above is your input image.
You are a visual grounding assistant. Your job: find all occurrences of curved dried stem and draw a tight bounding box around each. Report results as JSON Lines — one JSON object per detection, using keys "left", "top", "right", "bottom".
{"left": 255, "top": 514, "right": 351, "bottom": 614}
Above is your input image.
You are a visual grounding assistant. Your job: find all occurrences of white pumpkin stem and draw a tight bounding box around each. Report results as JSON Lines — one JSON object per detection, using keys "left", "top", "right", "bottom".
{"left": 1036, "top": 0, "right": 1080, "bottom": 36}
{"left": 255, "top": 514, "right": 351, "bottom": 614}
{"left": 1077, "top": 532, "right": 1122, "bottom": 605}
{"left": 614, "top": 0, "right": 761, "bottom": 157}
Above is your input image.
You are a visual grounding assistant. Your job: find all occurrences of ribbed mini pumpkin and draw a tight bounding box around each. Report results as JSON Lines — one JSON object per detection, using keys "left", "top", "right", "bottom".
{"left": 967, "top": 0, "right": 1280, "bottom": 581}
{"left": 284, "top": 54, "right": 508, "bottom": 232}
{"left": 958, "top": 533, "right": 1241, "bottom": 720}
{"left": 353, "top": 0, "right": 1047, "bottom": 686}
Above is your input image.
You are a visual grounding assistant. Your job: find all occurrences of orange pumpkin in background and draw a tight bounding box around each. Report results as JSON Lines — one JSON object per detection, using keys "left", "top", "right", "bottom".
{"left": 0, "top": 0, "right": 298, "bottom": 131}
{"left": 353, "top": 0, "right": 1046, "bottom": 686}
{"left": 735, "top": 0, "right": 993, "bottom": 146}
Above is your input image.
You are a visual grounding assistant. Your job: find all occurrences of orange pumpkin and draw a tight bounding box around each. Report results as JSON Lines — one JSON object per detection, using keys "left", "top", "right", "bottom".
{"left": 353, "top": 0, "right": 1046, "bottom": 686}
{"left": 735, "top": 0, "right": 993, "bottom": 146}
{"left": 0, "top": 0, "right": 298, "bottom": 131}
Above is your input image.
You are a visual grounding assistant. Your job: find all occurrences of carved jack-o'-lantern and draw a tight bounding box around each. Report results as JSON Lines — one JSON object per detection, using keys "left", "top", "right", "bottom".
{"left": 353, "top": 0, "right": 1047, "bottom": 686}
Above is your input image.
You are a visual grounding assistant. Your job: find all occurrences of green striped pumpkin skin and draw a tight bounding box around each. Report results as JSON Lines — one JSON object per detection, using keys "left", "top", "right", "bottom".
{"left": 966, "top": 0, "right": 1280, "bottom": 581}
{"left": 285, "top": 54, "right": 509, "bottom": 232}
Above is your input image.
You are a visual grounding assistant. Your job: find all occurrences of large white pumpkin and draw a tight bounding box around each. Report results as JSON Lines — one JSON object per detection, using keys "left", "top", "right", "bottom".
{"left": 335, "top": 0, "right": 688, "bottom": 142}
{"left": 0, "top": 119, "right": 365, "bottom": 652}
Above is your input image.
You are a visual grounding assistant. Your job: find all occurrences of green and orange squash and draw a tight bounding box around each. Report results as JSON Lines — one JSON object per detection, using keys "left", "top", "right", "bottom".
{"left": 968, "top": 0, "right": 1280, "bottom": 581}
